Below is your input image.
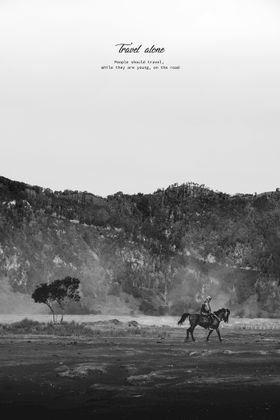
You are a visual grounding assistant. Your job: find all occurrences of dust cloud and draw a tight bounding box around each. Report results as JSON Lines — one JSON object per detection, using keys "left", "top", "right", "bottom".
{"left": 0, "top": 277, "right": 47, "bottom": 314}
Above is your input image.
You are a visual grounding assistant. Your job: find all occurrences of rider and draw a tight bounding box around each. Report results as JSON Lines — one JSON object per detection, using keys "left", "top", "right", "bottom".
{"left": 200, "top": 296, "right": 212, "bottom": 317}
{"left": 200, "top": 296, "right": 219, "bottom": 322}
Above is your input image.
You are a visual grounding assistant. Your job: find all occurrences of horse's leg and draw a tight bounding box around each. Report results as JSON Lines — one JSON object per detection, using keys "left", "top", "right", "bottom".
{"left": 185, "top": 319, "right": 194, "bottom": 342}
{"left": 184, "top": 328, "right": 190, "bottom": 342}
{"left": 206, "top": 329, "right": 213, "bottom": 342}
{"left": 216, "top": 328, "right": 222, "bottom": 342}
{"left": 189, "top": 320, "right": 198, "bottom": 341}
{"left": 190, "top": 326, "right": 196, "bottom": 342}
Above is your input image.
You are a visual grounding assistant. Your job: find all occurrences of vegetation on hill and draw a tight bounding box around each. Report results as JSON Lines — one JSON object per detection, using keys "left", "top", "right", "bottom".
{"left": 0, "top": 176, "right": 280, "bottom": 316}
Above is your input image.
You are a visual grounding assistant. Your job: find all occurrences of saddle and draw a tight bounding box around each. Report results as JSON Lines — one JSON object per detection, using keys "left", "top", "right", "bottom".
{"left": 201, "top": 312, "right": 219, "bottom": 322}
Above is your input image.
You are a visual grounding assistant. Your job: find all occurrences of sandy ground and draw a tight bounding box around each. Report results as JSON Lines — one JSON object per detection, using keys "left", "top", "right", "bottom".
{"left": 0, "top": 325, "right": 280, "bottom": 420}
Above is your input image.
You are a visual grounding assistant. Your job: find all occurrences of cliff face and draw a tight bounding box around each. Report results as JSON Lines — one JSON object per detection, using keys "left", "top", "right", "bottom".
{"left": 0, "top": 176, "right": 280, "bottom": 316}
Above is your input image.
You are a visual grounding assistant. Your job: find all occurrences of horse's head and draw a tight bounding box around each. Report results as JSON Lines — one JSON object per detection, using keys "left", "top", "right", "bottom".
{"left": 215, "top": 308, "right": 230, "bottom": 323}
{"left": 222, "top": 308, "right": 230, "bottom": 323}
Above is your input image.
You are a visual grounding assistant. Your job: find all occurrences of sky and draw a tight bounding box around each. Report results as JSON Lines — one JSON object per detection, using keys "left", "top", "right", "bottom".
{"left": 0, "top": 0, "right": 280, "bottom": 197}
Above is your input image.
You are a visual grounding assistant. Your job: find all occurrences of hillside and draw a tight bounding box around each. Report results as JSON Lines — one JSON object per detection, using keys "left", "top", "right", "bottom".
{"left": 0, "top": 176, "right": 280, "bottom": 316}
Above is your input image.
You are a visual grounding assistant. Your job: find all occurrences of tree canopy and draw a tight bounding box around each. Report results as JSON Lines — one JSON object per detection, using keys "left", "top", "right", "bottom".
{"left": 32, "top": 277, "right": 80, "bottom": 322}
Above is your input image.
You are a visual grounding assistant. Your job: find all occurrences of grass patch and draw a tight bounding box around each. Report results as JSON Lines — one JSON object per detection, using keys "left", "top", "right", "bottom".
{"left": 224, "top": 318, "right": 280, "bottom": 330}
{"left": 0, "top": 318, "right": 172, "bottom": 338}
{"left": 0, "top": 318, "right": 97, "bottom": 336}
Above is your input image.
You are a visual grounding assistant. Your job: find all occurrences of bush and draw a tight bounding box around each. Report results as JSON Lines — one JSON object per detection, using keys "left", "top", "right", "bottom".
{"left": 0, "top": 319, "right": 171, "bottom": 338}
{"left": 0, "top": 319, "right": 95, "bottom": 336}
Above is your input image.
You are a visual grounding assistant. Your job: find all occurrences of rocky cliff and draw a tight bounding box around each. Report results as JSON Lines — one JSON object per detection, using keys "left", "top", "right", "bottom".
{"left": 0, "top": 176, "right": 280, "bottom": 316}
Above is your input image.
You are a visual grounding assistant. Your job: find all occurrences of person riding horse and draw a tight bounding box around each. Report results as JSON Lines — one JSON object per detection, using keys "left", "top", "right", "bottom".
{"left": 178, "top": 307, "right": 230, "bottom": 342}
{"left": 200, "top": 296, "right": 219, "bottom": 323}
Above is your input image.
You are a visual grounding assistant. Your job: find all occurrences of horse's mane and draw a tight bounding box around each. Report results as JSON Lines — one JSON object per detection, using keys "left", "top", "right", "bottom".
{"left": 214, "top": 308, "right": 227, "bottom": 315}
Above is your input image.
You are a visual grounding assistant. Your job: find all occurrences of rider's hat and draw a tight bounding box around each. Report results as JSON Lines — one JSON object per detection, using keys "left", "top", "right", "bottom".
{"left": 206, "top": 296, "right": 212, "bottom": 301}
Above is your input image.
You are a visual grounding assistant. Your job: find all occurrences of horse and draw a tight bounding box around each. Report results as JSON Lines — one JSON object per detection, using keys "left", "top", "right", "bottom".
{"left": 177, "top": 308, "right": 230, "bottom": 342}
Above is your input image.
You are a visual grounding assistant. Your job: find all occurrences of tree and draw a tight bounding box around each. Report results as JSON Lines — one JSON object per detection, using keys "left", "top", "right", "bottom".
{"left": 32, "top": 277, "right": 81, "bottom": 322}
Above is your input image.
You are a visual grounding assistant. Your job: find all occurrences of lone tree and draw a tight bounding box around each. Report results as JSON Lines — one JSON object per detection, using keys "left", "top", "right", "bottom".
{"left": 32, "top": 277, "right": 81, "bottom": 322}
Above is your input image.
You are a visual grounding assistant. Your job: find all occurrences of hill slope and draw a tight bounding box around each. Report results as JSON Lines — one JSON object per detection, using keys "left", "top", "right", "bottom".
{"left": 0, "top": 176, "right": 280, "bottom": 316}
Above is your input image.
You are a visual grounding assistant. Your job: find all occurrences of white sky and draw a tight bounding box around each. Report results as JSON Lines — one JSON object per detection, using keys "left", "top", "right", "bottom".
{"left": 1, "top": 0, "right": 280, "bottom": 196}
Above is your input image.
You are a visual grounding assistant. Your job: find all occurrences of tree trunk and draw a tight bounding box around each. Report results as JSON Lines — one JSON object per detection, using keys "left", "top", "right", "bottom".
{"left": 45, "top": 302, "right": 56, "bottom": 323}
{"left": 58, "top": 302, "right": 65, "bottom": 323}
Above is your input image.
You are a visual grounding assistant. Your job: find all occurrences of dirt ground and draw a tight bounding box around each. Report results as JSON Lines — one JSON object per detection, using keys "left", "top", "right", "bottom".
{"left": 0, "top": 326, "right": 280, "bottom": 420}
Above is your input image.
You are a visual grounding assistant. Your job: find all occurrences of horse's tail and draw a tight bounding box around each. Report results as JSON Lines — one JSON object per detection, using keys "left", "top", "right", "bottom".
{"left": 178, "top": 313, "right": 189, "bottom": 325}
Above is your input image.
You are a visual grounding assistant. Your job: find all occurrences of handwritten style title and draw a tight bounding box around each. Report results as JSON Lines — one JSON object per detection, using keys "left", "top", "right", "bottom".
{"left": 115, "top": 43, "right": 165, "bottom": 53}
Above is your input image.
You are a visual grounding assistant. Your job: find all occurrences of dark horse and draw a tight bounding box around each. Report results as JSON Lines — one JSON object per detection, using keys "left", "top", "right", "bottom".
{"left": 177, "top": 308, "right": 230, "bottom": 342}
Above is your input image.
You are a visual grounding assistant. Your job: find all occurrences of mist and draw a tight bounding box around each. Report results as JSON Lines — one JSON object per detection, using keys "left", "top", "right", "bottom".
{"left": 0, "top": 278, "right": 47, "bottom": 314}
